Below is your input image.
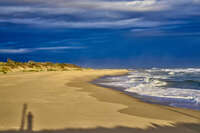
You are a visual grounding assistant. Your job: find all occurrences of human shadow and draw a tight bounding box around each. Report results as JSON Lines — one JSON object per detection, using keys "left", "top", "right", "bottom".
{"left": 20, "top": 104, "right": 28, "bottom": 131}
{"left": 1, "top": 122, "right": 200, "bottom": 133}
{"left": 27, "top": 112, "right": 34, "bottom": 132}
{"left": 19, "top": 104, "right": 34, "bottom": 132}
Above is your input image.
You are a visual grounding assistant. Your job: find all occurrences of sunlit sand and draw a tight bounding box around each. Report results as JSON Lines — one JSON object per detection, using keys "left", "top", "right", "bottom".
{"left": 0, "top": 69, "right": 200, "bottom": 132}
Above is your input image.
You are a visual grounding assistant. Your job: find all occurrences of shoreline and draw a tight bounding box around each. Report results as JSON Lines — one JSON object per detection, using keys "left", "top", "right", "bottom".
{"left": 67, "top": 70, "right": 200, "bottom": 121}
{"left": 90, "top": 72, "right": 200, "bottom": 114}
{"left": 0, "top": 69, "right": 200, "bottom": 132}
{"left": 92, "top": 74, "right": 200, "bottom": 111}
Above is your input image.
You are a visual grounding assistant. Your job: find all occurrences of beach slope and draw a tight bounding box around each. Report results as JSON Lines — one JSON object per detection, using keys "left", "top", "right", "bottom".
{"left": 0, "top": 69, "right": 200, "bottom": 133}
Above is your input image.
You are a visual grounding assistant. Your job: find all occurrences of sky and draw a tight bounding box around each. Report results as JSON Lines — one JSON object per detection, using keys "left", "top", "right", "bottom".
{"left": 0, "top": 0, "right": 200, "bottom": 68}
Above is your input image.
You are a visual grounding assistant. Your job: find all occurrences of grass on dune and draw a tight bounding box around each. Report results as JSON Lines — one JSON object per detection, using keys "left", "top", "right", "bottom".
{"left": 0, "top": 59, "right": 83, "bottom": 74}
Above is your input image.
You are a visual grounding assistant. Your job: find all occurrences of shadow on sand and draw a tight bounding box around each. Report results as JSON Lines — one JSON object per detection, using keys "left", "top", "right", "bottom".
{"left": 1, "top": 123, "right": 200, "bottom": 133}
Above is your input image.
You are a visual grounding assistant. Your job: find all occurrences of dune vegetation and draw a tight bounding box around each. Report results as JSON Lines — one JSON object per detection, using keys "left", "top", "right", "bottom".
{"left": 0, "top": 59, "right": 82, "bottom": 74}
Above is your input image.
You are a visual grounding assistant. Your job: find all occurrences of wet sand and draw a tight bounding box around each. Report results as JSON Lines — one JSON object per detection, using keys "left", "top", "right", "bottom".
{"left": 0, "top": 69, "right": 200, "bottom": 133}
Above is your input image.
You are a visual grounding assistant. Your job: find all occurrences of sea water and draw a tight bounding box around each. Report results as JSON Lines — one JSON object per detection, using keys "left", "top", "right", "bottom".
{"left": 96, "top": 68, "right": 200, "bottom": 110}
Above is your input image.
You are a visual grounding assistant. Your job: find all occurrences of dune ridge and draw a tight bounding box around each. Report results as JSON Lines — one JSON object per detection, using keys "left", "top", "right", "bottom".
{"left": 0, "top": 59, "right": 83, "bottom": 74}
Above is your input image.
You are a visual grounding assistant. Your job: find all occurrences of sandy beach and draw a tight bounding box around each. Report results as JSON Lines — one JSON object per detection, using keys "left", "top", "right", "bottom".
{"left": 0, "top": 69, "right": 200, "bottom": 133}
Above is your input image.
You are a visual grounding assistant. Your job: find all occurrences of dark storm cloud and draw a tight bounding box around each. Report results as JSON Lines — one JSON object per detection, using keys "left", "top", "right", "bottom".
{"left": 0, "top": 0, "right": 200, "bottom": 35}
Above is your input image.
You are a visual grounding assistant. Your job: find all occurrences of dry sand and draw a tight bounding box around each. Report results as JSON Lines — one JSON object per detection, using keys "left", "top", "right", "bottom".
{"left": 0, "top": 69, "right": 200, "bottom": 132}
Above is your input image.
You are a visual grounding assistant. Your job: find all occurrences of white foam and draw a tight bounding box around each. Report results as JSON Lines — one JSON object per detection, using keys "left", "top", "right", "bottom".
{"left": 169, "top": 71, "right": 175, "bottom": 75}
{"left": 125, "top": 87, "right": 200, "bottom": 105}
{"left": 147, "top": 68, "right": 200, "bottom": 74}
{"left": 99, "top": 68, "right": 200, "bottom": 109}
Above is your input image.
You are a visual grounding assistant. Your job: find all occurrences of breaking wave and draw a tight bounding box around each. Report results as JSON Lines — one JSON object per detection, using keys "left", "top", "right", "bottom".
{"left": 97, "top": 68, "right": 200, "bottom": 110}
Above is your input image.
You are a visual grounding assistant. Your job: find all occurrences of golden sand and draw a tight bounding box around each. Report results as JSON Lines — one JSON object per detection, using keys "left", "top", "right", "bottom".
{"left": 0, "top": 69, "right": 200, "bottom": 132}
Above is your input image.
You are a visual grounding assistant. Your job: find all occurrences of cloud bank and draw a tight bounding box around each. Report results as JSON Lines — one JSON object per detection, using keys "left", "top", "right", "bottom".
{"left": 0, "top": 0, "right": 200, "bottom": 35}
{"left": 0, "top": 46, "right": 84, "bottom": 54}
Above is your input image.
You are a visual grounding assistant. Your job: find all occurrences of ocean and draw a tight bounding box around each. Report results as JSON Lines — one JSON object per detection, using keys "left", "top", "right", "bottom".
{"left": 95, "top": 68, "right": 200, "bottom": 110}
